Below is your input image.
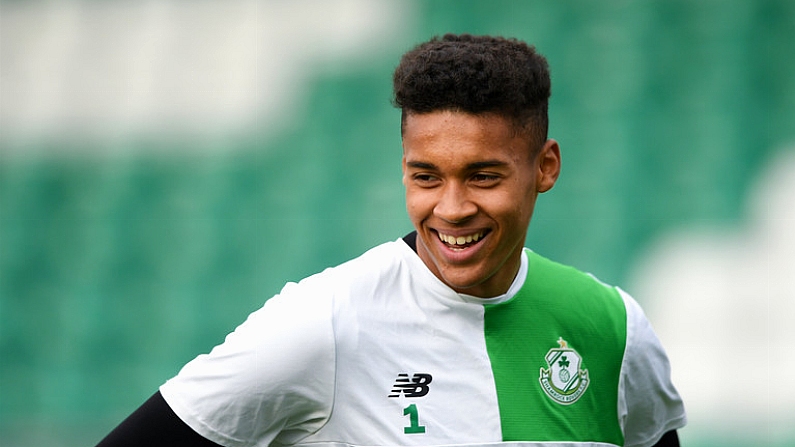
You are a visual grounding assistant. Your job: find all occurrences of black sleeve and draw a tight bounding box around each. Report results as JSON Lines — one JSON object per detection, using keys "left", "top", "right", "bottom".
{"left": 95, "top": 391, "right": 223, "bottom": 447}
{"left": 652, "top": 430, "right": 680, "bottom": 447}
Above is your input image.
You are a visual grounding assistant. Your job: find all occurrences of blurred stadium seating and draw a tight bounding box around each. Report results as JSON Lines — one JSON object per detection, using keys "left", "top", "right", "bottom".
{"left": 1, "top": 1, "right": 793, "bottom": 445}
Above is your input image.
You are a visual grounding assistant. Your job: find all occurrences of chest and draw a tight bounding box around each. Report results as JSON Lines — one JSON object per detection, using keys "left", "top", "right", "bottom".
{"left": 306, "top": 276, "right": 626, "bottom": 446}
{"left": 324, "top": 299, "right": 503, "bottom": 445}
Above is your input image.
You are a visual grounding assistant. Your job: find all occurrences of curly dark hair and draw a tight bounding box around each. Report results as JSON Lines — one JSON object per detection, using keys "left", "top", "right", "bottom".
{"left": 393, "top": 33, "right": 551, "bottom": 146}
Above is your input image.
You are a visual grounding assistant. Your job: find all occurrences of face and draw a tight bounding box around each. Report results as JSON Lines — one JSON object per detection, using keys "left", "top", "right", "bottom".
{"left": 402, "top": 110, "right": 560, "bottom": 297}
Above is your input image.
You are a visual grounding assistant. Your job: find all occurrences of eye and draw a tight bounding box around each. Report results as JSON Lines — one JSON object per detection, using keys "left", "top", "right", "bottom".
{"left": 412, "top": 173, "right": 441, "bottom": 187}
{"left": 470, "top": 173, "right": 501, "bottom": 186}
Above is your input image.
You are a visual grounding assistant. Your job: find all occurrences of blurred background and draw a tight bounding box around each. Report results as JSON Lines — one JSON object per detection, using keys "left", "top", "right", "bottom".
{"left": 1, "top": 0, "right": 793, "bottom": 445}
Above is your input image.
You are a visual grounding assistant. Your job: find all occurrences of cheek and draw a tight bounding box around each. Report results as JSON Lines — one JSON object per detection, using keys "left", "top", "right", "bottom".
{"left": 404, "top": 190, "right": 428, "bottom": 221}
{"left": 487, "top": 188, "right": 537, "bottom": 228}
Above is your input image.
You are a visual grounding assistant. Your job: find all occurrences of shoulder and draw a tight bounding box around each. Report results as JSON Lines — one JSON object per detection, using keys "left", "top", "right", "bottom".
{"left": 525, "top": 250, "right": 619, "bottom": 292}
{"left": 286, "top": 238, "right": 417, "bottom": 306}
{"left": 522, "top": 249, "right": 626, "bottom": 319}
{"left": 167, "top": 239, "right": 410, "bottom": 386}
{"left": 297, "top": 239, "right": 410, "bottom": 288}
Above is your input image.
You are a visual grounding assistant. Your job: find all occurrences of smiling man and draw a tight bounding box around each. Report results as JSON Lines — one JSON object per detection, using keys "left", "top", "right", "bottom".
{"left": 97, "top": 34, "right": 686, "bottom": 447}
{"left": 402, "top": 110, "right": 559, "bottom": 298}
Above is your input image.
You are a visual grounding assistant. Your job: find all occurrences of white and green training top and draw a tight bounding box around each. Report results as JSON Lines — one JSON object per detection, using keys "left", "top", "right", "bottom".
{"left": 161, "top": 238, "right": 686, "bottom": 447}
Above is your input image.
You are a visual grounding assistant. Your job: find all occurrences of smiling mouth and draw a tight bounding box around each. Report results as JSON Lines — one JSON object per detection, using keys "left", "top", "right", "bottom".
{"left": 437, "top": 230, "right": 487, "bottom": 250}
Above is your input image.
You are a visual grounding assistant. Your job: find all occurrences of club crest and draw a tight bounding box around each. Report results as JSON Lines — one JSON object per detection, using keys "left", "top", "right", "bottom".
{"left": 539, "top": 337, "right": 589, "bottom": 405}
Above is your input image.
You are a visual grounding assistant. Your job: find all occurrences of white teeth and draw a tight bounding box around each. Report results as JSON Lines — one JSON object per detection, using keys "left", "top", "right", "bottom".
{"left": 438, "top": 231, "right": 484, "bottom": 246}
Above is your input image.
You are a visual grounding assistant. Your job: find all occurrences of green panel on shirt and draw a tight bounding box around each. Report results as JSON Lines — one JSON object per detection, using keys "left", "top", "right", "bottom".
{"left": 484, "top": 250, "right": 627, "bottom": 445}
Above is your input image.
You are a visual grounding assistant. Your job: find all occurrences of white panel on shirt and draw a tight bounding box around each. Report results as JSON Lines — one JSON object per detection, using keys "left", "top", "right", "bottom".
{"left": 162, "top": 240, "right": 513, "bottom": 447}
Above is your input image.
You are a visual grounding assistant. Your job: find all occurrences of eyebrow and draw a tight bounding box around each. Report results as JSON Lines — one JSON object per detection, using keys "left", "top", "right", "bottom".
{"left": 405, "top": 160, "right": 508, "bottom": 170}
{"left": 405, "top": 161, "right": 437, "bottom": 170}
{"left": 467, "top": 160, "right": 508, "bottom": 170}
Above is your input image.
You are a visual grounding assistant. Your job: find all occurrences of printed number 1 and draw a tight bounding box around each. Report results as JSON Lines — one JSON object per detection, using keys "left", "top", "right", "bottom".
{"left": 403, "top": 404, "right": 426, "bottom": 434}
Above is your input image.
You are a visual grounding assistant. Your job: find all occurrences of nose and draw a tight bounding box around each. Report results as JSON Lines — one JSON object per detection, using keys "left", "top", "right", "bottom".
{"left": 434, "top": 182, "right": 477, "bottom": 223}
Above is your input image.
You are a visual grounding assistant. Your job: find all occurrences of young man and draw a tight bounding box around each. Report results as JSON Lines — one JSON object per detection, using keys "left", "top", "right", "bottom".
{"left": 97, "top": 34, "right": 686, "bottom": 447}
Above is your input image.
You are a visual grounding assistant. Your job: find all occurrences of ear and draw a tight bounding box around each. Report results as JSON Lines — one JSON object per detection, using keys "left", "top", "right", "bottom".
{"left": 536, "top": 139, "right": 561, "bottom": 193}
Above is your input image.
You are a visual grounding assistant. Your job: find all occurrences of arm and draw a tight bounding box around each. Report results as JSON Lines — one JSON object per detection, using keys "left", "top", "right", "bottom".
{"left": 96, "top": 391, "right": 222, "bottom": 447}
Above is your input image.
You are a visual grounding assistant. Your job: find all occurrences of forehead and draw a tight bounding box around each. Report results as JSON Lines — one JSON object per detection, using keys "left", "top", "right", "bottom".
{"left": 402, "top": 111, "right": 532, "bottom": 164}
{"left": 403, "top": 110, "right": 512, "bottom": 136}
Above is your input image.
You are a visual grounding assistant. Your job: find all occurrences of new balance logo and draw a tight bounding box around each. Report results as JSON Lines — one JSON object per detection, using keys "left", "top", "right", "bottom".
{"left": 388, "top": 373, "right": 433, "bottom": 398}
